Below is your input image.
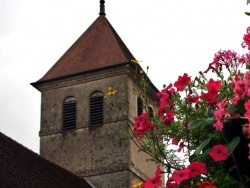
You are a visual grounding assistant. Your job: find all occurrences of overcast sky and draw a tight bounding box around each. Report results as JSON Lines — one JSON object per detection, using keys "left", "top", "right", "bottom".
{"left": 0, "top": 0, "right": 249, "bottom": 153}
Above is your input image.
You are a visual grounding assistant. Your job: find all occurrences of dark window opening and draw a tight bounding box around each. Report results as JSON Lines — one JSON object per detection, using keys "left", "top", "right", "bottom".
{"left": 137, "top": 97, "right": 143, "bottom": 116}
{"left": 148, "top": 106, "right": 154, "bottom": 118}
{"left": 90, "top": 91, "right": 103, "bottom": 126}
{"left": 63, "top": 97, "right": 76, "bottom": 130}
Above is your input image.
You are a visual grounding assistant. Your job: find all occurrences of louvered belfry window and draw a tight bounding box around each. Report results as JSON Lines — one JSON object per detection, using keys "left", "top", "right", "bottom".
{"left": 137, "top": 97, "right": 143, "bottom": 116}
{"left": 90, "top": 91, "right": 103, "bottom": 126}
{"left": 63, "top": 97, "right": 76, "bottom": 130}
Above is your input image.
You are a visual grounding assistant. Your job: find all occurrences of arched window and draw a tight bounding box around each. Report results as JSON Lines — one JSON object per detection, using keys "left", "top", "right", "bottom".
{"left": 137, "top": 96, "right": 143, "bottom": 116}
{"left": 63, "top": 97, "right": 76, "bottom": 130}
{"left": 148, "top": 106, "right": 154, "bottom": 119}
{"left": 90, "top": 91, "right": 103, "bottom": 126}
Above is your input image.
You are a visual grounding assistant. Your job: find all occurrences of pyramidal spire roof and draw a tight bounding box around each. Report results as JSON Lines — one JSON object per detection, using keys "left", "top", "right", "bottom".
{"left": 37, "top": 14, "right": 135, "bottom": 82}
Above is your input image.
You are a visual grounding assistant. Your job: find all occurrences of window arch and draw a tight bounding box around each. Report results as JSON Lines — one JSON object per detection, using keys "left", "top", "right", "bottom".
{"left": 63, "top": 97, "right": 76, "bottom": 130}
{"left": 90, "top": 91, "right": 103, "bottom": 126}
{"left": 148, "top": 106, "right": 154, "bottom": 119}
{"left": 137, "top": 96, "right": 143, "bottom": 116}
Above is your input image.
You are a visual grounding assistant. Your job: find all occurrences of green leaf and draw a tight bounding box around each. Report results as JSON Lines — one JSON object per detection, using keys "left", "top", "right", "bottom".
{"left": 205, "top": 117, "right": 214, "bottom": 124}
{"left": 188, "top": 119, "right": 203, "bottom": 130}
{"left": 206, "top": 107, "right": 214, "bottom": 118}
{"left": 195, "top": 138, "right": 211, "bottom": 155}
{"left": 227, "top": 136, "right": 240, "bottom": 156}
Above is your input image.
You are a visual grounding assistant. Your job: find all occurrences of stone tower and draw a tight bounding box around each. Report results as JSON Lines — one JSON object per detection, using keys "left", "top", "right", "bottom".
{"left": 32, "top": 2, "right": 158, "bottom": 187}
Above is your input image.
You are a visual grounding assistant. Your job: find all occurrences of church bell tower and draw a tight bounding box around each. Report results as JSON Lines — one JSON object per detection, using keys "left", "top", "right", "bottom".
{"left": 32, "top": 1, "right": 158, "bottom": 187}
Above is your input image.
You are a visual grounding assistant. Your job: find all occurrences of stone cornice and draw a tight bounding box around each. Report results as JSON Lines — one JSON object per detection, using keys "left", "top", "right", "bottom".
{"left": 32, "top": 64, "right": 130, "bottom": 92}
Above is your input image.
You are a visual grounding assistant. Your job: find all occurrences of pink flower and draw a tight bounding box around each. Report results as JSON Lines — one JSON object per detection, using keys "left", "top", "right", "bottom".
{"left": 200, "top": 91, "right": 209, "bottom": 101}
{"left": 206, "top": 79, "right": 221, "bottom": 102}
{"left": 244, "top": 70, "right": 250, "bottom": 81}
{"left": 174, "top": 73, "right": 191, "bottom": 91}
{"left": 178, "top": 142, "right": 184, "bottom": 152}
{"left": 238, "top": 53, "right": 250, "bottom": 65}
{"left": 141, "top": 164, "right": 163, "bottom": 188}
{"left": 242, "top": 27, "right": 250, "bottom": 50}
{"left": 158, "top": 92, "right": 170, "bottom": 115}
{"left": 214, "top": 98, "right": 228, "bottom": 122}
{"left": 244, "top": 100, "right": 250, "bottom": 118}
{"left": 157, "top": 84, "right": 176, "bottom": 117}
{"left": 200, "top": 79, "right": 221, "bottom": 106}
{"left": 230, "top": 94, "right": 240, "bottom": 105}
{"left": 159, "top": 83, "right": 176, "bottom": 96}
{"left": 161, "top": 111, "right": 175, "bottom": 125}
{"left": 187, "top": 161, "right": 207, "bottom": 178}
{"left": 209, "top": 144, "right": 228, "bottom": 162}
{"left": 213, "top": 107, "right": 224, "bottom": 122}
{"left": 213, "top": 121, "right": 224, "bottom": 131}
{"left": 133, "top": 113, "right": 154, "bottom": 138}
{"left": 171, "top": 137, "right": 179, "bottom": 145}
{"left": 206, "top": 79, "right": 221, "bottom": 92}
{"left": 155, "top": 164, "right": 163, "bottom": 177}
{"left": 171, "top": 168, "right": 190, "bottom": 183}
{"left": 141, "top": 176, "right": 162, "bottom": 188}
{"left": 185, "top": 94, "right": 199, "bottom": 104}
{"left": 213, "top": 98, "right": 228, "bottom": 131}
{"left": 232, "top": 80, "right": 245, "bottom": 99}
{"left": 204, "top": 50, "right": 237, "bottom": 73}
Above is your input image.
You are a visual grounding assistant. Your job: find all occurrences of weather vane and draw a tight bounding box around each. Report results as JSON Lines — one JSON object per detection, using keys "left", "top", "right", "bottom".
{"left": 99, "top": 0, "right": 106, "bottom": 15}
{"left": 246, "top": 0, "right": 250, "bottom": 16}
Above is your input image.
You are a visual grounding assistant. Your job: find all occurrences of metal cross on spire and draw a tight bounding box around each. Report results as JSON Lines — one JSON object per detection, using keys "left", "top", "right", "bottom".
{"left": 99, "top": 0, "right": 106, "bottom": 15}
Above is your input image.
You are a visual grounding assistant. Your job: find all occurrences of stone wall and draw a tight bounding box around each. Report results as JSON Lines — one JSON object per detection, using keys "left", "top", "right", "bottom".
{"left": 39, "top": 67, "right": 160, "bottom": 187}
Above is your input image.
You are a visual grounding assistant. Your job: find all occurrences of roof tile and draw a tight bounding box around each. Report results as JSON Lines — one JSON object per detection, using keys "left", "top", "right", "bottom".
{"left": 0, "top": 132, "right": 94, "bottom": 188}
{"left": 39, "top": 16, "right": 135, "bottom": 82}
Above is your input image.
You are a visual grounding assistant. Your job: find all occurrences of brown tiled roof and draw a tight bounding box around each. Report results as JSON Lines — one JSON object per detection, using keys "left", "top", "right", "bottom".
{"left": 0, "top": 132, "right": 94, "bottom": 188}
{"left": 38, "top": 15, "right": 135, "bottom": 82}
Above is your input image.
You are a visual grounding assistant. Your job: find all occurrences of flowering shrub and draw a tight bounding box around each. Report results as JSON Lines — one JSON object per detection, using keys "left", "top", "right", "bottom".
{"left": 130, "top": 27, "right": 250, "bottom": 187}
